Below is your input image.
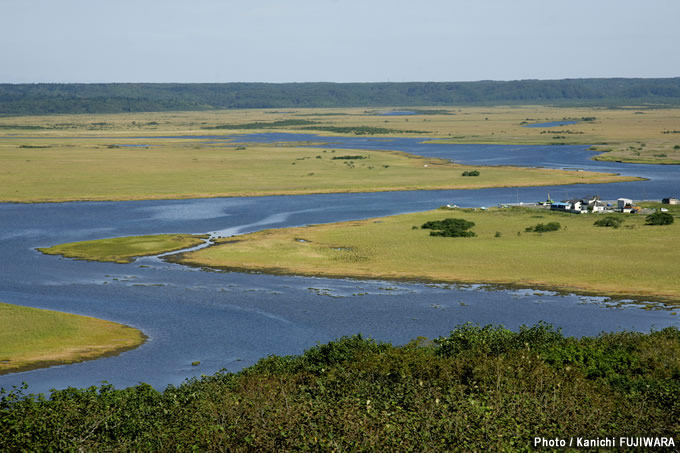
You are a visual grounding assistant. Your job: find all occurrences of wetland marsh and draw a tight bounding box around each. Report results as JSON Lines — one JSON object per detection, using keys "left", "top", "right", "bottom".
{"left": 1, "top": 106, "right": 679, "bottom": 394}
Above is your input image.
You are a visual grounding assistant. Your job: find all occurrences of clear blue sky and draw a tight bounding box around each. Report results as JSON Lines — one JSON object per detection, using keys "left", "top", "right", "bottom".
{"left": 1, "top": 0, "right": 679, "bottom": 83}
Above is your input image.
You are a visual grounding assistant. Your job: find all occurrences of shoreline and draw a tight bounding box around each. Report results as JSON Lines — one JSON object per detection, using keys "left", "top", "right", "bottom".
{"left": 164, "top": 253, "right": 680, "bottom": 310}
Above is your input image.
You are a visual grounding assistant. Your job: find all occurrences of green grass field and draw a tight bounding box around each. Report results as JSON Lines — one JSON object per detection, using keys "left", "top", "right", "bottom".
{"left": 0, "top": 137, "right": 636, "bottom": 203}
{"left": 0, "top": 302, "right": 145, "bottom": 374}
{"left": 38, "top": 234, "right": 208, "bottom": 263}
{"left": 175, "top": 205, "right": 680, "bottom": 305}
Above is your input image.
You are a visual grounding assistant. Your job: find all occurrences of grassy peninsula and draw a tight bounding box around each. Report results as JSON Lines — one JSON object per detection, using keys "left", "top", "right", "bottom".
{"left": 2, "top": 324, "right": 679, "bottom": 450}
{"left": 37, "top": 234, "right": 208, "bottom": 263}
{"left": 0, "top": 137, "right": 634, "bottom": 203}
{"left": 0, "top": 302, "right": 145, "bottom": 375}
{"left": 175, "top": 205, "right": 680, "bottom": 305}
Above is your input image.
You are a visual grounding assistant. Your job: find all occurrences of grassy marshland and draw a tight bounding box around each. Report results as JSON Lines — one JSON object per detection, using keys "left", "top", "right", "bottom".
{"left": 0, "top": 138, "right": 635, "bottom": 203}
{"left": 0, "top": 302, "right": 144, "bottom": 375}
{"left": 38, "top": 234, "right": 208, "bottom": 263}
{"left": 177, "top": 205, "right": 680, "bottom": 305}
{"left": 2, "top": 105, "right": 679, "bottom": 166}
{"left": 1, "top": 324, "right": 678, "bottom": 451}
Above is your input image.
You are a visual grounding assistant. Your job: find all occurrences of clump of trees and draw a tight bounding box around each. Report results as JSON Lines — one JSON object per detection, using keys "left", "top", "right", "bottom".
{"left": 421, "top": 218, "right": 476, "bottom": 237}
{"left": 646, "top": 211, "right": 674, "bottom": 225}
{"left": 461, "top": 170, "right": 480, "bottom": 176}
{"left": 594, "top": 216, "right": 625, "bottom": 228}
{"left": 525, "top": 222, "right": 561, "bottom": 233}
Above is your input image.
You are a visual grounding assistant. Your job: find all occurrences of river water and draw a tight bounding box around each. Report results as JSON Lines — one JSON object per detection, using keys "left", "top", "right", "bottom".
{"left": 0, "top": 135, "right": 678, "bottom": 395}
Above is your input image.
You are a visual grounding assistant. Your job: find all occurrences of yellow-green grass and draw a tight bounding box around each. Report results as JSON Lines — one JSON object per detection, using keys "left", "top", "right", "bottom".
{"left": 2, "top": 105, "right": 679, "bottom": 164}
{"left": 0, "top": 137, "right": 636, "bottom": 203}
{"left": 38, "top": 234, "right": 208, "bottom": 263}
{"left": 176, "top": 206, "right": 680, "bottom": 305}
{"left": 0, "top": 302, "right": 145, "bottom": 374}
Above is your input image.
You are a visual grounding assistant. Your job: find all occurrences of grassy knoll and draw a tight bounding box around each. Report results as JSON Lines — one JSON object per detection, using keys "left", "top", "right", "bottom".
{"left": 0, "top": 302, "right": 145, "bottom": 375}
{"left": 0, "top": 136, "right": 636, "bottom": 203}
{"left": 176, "top": 204, "right": 680, "bottom": 305}
{"left": 38, "top": 234, "right": 208, "bottom": 263}
{"left": 1, "top": 324, "right": 679, "bottom": 450}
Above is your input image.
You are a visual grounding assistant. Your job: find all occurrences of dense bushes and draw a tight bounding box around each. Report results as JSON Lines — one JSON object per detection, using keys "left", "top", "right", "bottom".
{"left": 1, "top": 324, "right": 679, "bottom": 451}
{"left": 525, "top": 221, "right": 561, "bottom": 233}
{"left": 461, "top": 170, "right": 480, "bottom": 176}
{"left": 421, "top": 218, "right": 476, "bottom": 237}
{"left": 646, "top": 211, "right": 675, "bottom": 225}
{"left": 594, "top": 216, "right": 625, "bottom": 228}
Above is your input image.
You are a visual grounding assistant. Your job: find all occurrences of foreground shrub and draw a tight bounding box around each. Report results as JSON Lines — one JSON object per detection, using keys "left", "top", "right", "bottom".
{"left": 594, "top": 216, "right": 625, "bottom": 228}
{"left": 646, "top": 211, "right": 674, "bottom": 225}
{"left": 525, "top": 221, "right": 561, "bottom": 233}
{"left": 1, "top": 324, "right": 679, "bottom": 451}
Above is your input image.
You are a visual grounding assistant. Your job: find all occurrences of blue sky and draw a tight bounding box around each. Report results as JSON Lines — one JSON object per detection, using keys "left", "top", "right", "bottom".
{"left": 1, "top": 0, "right": 679, "bottom": 83}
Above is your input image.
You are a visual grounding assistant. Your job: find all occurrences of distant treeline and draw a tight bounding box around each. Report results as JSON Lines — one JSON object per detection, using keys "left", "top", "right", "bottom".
{"left": 2, "top": 78, "right": 680, "bottom": 115}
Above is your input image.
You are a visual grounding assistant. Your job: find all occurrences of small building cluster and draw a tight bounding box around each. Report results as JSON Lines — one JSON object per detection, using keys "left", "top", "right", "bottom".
{"left": 550, "top": 195, "right": 611, "bottom": 214}
{"left": 547, "top": 195, "right": 655, "bottom": 214}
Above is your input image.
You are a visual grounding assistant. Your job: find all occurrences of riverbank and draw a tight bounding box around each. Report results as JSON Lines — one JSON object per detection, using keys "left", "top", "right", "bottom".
{"left": 172, "top": 205, "right": 680, "bottom": 307}
{"left": 0, "top": 302, "right": 145, "bottom": 375}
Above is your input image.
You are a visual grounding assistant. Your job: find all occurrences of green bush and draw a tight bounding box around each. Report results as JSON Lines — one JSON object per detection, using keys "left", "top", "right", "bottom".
{"left": 525, "top": 222, "right": 561, "bottom": 233}
{"left": 594, "top": 216, "right": 625, "bottom": 228}
{"left": 331, "top": 155, "right": 367, "bottom": 160}
{"left": 646, "top": 211, "right": 674, "bottom": 225}
{"left": 461, "top": 170, "right": 480, "bottom": 176}
{"left": 422, "top": 218, "right": 476, "bottom": 237}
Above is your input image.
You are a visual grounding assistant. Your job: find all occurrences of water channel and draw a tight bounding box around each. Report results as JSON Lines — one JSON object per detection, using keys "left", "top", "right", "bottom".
{"left": 1, "top": 134, "right": 678, "bottom": 395}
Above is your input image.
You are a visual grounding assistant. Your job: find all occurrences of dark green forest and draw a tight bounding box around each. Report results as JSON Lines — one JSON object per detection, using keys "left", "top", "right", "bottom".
{"left": 2, "top": 323, "right": 679, "bottom": 451}
{"left": 2, "top": 78, "right": 680, "bottom": 115}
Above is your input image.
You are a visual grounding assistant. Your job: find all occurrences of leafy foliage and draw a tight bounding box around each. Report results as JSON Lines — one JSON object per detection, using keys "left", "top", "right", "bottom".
{"left": 1, "top": 324, "right": 679, "bottom": 451}
{"left": 422, "top": 218, "right": 476, "bottom": 237}
{"left": 646, "top": 211, "right": 675, "bottom": 225}
{"left": 593, "top": 216, "right": 625, "bottom": 228}
{"left": 461, "top": 170, "right": 480, "bottom": 176}
{"left": 525, "top": 222, "right": 561, "bottom": 233}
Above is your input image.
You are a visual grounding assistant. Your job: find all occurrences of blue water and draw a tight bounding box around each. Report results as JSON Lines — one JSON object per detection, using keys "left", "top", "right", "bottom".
{"left": 377, "top": 111, "right": 417, "bottom": 116}
{"left": 0, "top": 135, "right": 678, "bottom": 395}
{"left": 523, "top": 121, "right": 579, "bottom": 128}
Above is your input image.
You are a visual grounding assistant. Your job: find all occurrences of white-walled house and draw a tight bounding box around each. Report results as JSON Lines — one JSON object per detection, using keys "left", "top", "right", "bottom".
{"left": 617, "top": 198, "right": 634, "bottom": 212}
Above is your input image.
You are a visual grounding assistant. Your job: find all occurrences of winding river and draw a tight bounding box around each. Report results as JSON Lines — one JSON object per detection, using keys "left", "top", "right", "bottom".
{"left": 1, "top": 134, "right": 678, "bottom": 395}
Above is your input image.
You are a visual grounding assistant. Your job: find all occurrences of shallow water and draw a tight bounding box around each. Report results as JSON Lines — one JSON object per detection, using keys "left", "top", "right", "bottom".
{"left": 523, "top": 121, "right": 579, "bottom": 128}
{"left": 0, "top": 138, "right": 678, "bottom": 395}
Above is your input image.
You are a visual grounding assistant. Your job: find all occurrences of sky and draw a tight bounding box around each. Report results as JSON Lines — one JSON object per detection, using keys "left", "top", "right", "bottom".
{"left": 1, "top": 0, "right": 679, "bottom": 83}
